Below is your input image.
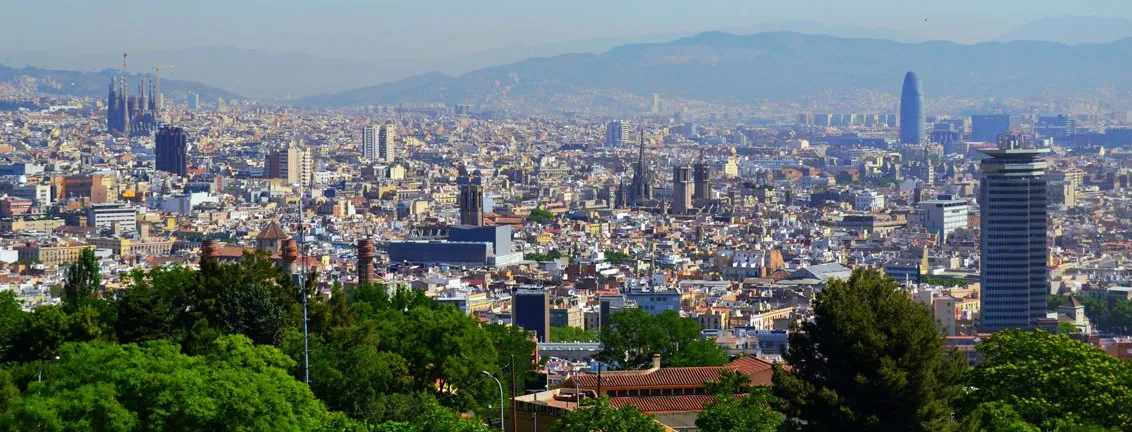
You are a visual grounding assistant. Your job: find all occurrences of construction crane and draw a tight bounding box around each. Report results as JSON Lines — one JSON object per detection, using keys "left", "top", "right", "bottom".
{"left": 152, "top": 64, "right": 175, "bottom": 111}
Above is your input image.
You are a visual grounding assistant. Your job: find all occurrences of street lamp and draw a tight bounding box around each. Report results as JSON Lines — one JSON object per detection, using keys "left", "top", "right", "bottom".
{"left": 482, "top": 370, "right": 505, "bottom": 429}
{"left": 38, "top": 355, "right": 60, "bottom": 382}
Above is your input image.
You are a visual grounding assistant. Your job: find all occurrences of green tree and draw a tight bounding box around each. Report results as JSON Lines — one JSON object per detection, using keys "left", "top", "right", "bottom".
{"left": 553, "top": 396, "right": 665, "bottom": 432}
{"left": 703, "top": 369, "right": 749, "bottom": 396}
{"left": 772, "top": 268, "right": 966, "bottom": 432}
{"left": 484, "top": 323, "right": 540, "bottom": 393}
{"left": 958, "top": 401, "right": 1040, "bottom": 432}
{"left": 527, "top": 208, "right": 555, "bottom": 224}
{"left": 597, "top": 309, "right": 728, "bottom": 369}
{"left": 0, "top": 335, "right": 360, "bottom": 431}
{"left": 61, "top": 248, "right": 100, "bottom": 313}
{"left": 549, "top": 326, "right": 596, "bottom": 342}
{"left": 1058, "top": 321, "right": 1078, "bottom": 335}
{"left": 961, "top": 330, "right": 1132, "bottom": 430}
{"left": 115, "top": 265, "right": 197, "bottom": 344}
{"left": 697, "top": 386, "right": 783, "bottom": 432}
{"left": 603, "top": 250, "right": 630, "bottom": 266}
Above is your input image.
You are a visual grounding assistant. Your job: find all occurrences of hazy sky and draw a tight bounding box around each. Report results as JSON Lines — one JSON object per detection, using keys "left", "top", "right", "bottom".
{"left": 6, "top": 0, "right": 1132, "bottom": 59}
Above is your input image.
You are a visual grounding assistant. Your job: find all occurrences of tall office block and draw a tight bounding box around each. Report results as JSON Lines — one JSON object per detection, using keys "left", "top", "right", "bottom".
{"left": 266, "top": 143, "right": 313, "bottom": 186}
{"left": 362, "top": 125, "right": 393, "bottom": 162}
{"left": 155, "top": 125, "right": 188, "bottom": 177}
{"left": 513, "top": 287, "right": 550, "bottom": 342}
{"left": 187, "top": 93, "right": 200, "bottom": 110}
{"left": 459, "top": 183, "right": 484, "bottom": 226}
{"left": 378, "top": 124, "right": 394, "bottom": 162}
{"left": 899, "top": 71, "right": 924, "bottom": 144}
{"left": 362, "top": 125, "right": 379, "bottom": 160}
{"left": 672, "top": 165, "right": 694, "bottom": 214}
{"left": 606, "top": 120, "right": 628, "bottom": 147}
{"left": 979, "top": 135, "right": 1050, "bottom": 331}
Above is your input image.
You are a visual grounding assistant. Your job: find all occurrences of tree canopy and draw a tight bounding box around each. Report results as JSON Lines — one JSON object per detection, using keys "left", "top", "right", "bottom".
{"left": 0, "top": 335, "right": 358, "bottom": 431}
{"left": 772, "top": 268, "right": 966, "bottom": 432}
{"left": 961, "top": 330, "right": 1132, "bottom": 430}
{"left": 549, "top": 326, "right": 596, "bottom": 343}
{"left": 553, "top": 396, "right": 664, "bottom": 432}
{"left": 596, "top": 308, "right": 728, "bottom": 369}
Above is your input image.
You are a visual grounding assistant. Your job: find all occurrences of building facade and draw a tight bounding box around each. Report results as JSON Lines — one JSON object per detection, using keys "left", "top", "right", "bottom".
{"left": 979, "top": 137, "right": 1050, "bottom": 331}
{"left": 899, "top": 71, "right": 924, "bottom": 144}
{"left": 265, "top": 144, "right": 313, "bottom": 186}
{"left": 513, "top": 287, "right": 550, "bottom": 342}
{"left": 155, "top": 125, "right": 189, "bottom": 177}
{"left": 919, "top": 197, "right": 968, "bottom": 242}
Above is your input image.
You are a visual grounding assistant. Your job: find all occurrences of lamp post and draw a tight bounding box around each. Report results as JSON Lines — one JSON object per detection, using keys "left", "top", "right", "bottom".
{"left": 38, "top": 355, "right": 60, "bottom": 382}
{"left": 482, "top": 370, "right": 505, "bottom": 430}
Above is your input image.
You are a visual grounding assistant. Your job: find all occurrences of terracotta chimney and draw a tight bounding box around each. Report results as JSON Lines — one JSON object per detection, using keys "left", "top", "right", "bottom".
{"left": 651, "top": 353, "right": 661, "bottom": 371}
{"left": 357, "top": 239, "right": 375, "bottom": 286}
{"left": 201, "top": 238, "right": 220, "bottom": 262}
{"left": 281, "top": 239, "right": 299, "bottom": 274}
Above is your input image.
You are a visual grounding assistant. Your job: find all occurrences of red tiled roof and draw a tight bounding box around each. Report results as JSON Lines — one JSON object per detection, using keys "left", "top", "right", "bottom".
{"left": 256, "top": 221, "right": 289, "bottom": 240}
{"left": 565, "top": 357, "right": 774, "bottom": 389}
{"left": 610, "top": 395, "right": 740, "bottom": 413}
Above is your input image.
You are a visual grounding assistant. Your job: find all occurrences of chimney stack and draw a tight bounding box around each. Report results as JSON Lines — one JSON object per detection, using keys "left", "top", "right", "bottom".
{"left": 281, "top": 238, "right": 300, "bottom": 275}
{"left": 357, "top": 239, "right": 375, "bottom": 286}
{"left": 651, "top": 353, "right": 661, "bottom": 371}
{"left": 201, "top": 238, "right": 219, "bottom": 262}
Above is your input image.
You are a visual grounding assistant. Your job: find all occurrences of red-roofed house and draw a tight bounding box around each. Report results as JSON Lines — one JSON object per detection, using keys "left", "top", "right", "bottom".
{"left": 512, "top": 355, "right": 775, "bottom": 431}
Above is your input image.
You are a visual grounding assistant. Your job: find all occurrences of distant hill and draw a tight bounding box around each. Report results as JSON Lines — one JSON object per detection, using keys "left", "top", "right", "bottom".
{"left": 0, "top": 64, "right": 240, "bottom": 103}
{"left": 297, "top": 31, "right": 1132, "bottom": 109}
{"left": 0, "top": 22, "right": 921, "bottom": 101}
{"left": 996, "top": 16, "right": 1132, "bottom": 45}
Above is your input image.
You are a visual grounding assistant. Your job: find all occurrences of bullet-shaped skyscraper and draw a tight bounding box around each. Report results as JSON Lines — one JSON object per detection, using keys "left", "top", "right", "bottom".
{"left": 899, "top": 71, "right": 924, "bottom": 144}
{"left": 978, "top": 134, "right": 1050, "bottom": 331}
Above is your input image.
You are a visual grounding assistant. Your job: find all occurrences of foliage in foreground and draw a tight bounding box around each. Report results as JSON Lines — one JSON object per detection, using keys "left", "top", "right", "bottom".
{"left": 553, "top": 396, "right": 664, "bottom": 432}
{"left": 773, "top": 268, "right": 966, "bottom": 432}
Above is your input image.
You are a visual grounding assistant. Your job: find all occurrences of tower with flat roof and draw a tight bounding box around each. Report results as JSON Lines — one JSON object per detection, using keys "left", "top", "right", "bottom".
{"left": 978, "top": 134, "right": 1050, "bottom": 331}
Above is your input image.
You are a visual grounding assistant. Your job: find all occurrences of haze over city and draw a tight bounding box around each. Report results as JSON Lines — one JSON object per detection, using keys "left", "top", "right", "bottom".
{"left": 1, "top": 1, "right": 1132, "bottom": 431}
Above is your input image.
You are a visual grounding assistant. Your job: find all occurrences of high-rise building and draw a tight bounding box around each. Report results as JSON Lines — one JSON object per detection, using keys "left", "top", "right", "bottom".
{"left": 899, "top": 71, "right": 924, "bottom": 144}
{"left": 970, "top": 114, "right": 1016, "bottom": 142}
{"left": 651, "top": 93, "right": 661, "bottom": 115}
{"left": 979, "top": 135, "right": 1050, "bottom": 331}
{"left": 187, "top": 93, "right": 200, "bottom": 110}
{"left": 606, "top": 120, "right": 628, "bottom": 147}
{"left": 513, "top": 287, "right": 550, "bottom": 342}
{"left": 362, "top": 125, "right": 393, "bottom": 162}
{"left": 155, "top": 125, "right": 188, "bottom": 177}
{"left": 378, "top": 124, "right": 394, "bottom": 162}
{"left": 459, "top": 183, "right": 484, "bottom": 226}
{"left": 672, "top": 165, "right": 694, "bottom": 214}
{"left": 266, "top": 143, "right": 313, "bottom": 186}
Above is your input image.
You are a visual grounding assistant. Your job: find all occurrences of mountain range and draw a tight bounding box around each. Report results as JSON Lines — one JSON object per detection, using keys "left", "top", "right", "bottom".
{"left": 5, "top": 16, "right": 1120, "bottom": 101}
{"left": 0, "top": 64, "right": 240, "bottom": 103}
{"left": 296, "top": 31, "right": 1132, "bottom": 109}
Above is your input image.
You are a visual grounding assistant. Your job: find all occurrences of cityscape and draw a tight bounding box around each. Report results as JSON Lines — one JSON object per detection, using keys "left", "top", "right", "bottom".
{"left": 2, "top": 2, "right": 1132, "bottom": 431}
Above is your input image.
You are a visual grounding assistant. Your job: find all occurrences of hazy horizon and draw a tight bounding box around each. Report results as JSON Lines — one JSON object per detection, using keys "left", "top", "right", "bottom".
{"left": 6, "top": 0, "right": 1132, "bottom": 60}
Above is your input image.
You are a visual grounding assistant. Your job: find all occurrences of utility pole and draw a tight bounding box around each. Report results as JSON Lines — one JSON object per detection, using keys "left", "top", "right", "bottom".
{"left": 298, "top": 188, "right": 310, "bottom": 385}
{"left": 510, "top": 354, "right": 517, "bottom": 432}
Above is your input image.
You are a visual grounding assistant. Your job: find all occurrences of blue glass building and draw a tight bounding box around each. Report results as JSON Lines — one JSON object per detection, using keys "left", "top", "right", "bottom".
{"left": 899, "top": 71, "right": 924, "bottom": 144}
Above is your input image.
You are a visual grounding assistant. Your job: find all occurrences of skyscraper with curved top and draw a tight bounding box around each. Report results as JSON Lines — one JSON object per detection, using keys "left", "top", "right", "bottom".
{"left": 899, "top": 71, "right": 924, "bottom": 144}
